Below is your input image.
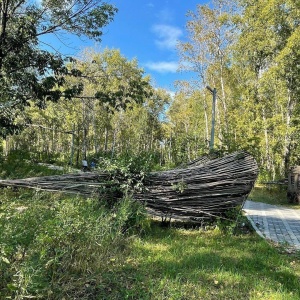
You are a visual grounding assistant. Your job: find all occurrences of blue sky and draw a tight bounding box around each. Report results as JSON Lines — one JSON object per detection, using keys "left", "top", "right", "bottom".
{"left": 102, "top": 0, "right": 209, "bottom": 92}
{"left": 101, "top": 0, "right": 203, "bottom": 92}
{"left": 42, "top": 0, "right": 208, "bottom": 93}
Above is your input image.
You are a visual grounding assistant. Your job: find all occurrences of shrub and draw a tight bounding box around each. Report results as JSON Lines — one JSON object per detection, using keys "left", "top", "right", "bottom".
{"left": 0, "top": 190, "right": 147, "bottom": 299}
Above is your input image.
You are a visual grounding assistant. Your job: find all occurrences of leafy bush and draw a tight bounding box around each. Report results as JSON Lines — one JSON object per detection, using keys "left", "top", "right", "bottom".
{"left": 215, "top": 206, "right": 254, "bottom": 235}
{"left": 90, "top": 150, "right": 161, "bottom": 172}
{"left": 0, "top": 189, "right": 147, "bottom": 299}
{"left": 94, "top": 157, "right": 147, "bottom": 209}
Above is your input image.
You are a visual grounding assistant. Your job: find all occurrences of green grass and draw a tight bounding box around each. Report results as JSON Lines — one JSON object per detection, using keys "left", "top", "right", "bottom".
{"left": 0, "top": 189, "right": 147, "bottom": 299}
{"left": 1, "top": 187, "right": 300, "bottom": 299}
{"left": 96, "top": 224, "right": 300, "bottom": 300}
{"left": 1, "top": 157, "right": 300, "bottom": 299}
{"left": 249, "top": 184, "right": 300, "bottom": 209}
{"left": 0, "top": 157, "right": 63, "bottom": 179}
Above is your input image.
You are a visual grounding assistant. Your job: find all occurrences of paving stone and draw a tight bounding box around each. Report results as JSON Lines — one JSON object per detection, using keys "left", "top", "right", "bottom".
{"left": 243, "top": 200, "right": 300, "bottom": 250}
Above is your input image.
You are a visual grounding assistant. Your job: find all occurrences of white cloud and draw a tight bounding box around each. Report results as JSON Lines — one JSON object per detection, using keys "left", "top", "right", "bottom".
{"left": 152, "top": 24, "right": 183, "bottom": 50}
{"left": 147, "top": 2, "right": 154, "bottom": 8}
{"left": 145, "top": 61, "right": 178, "bottom": 73}
{"left": 156, "top": 8, "right": 173, "bottom": 23}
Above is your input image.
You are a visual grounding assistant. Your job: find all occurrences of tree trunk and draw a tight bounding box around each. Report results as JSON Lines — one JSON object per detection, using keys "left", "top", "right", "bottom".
{"left": 69, "top": 124, "right": 75, "bottom": 165}
{"left": 111, "top": 128, "right": 117, "bottom": 158}
{"left": 262, "top": 107, "right": 272, "bottom": 174}
{"left": 203, "top": 97, "right": 209, "bottom": 148}
{"left": 104, "top": 127, "right": 108, "bottom": 152}
{"left": 76, "top": 124, "right": 80, "bottom": 166}
{"left": 283, "top": 89, "right": 294, "bottom": 176}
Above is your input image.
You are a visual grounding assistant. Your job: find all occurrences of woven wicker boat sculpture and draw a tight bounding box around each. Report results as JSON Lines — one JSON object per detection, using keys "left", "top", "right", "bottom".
{"left": 134, "top": 151, "right": 259, "bottom": 220}
{"left": 0, "top": 151, "right": 258, "bottom": 221}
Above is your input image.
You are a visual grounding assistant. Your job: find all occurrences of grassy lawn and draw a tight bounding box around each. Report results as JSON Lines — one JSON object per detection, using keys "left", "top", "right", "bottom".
{"left": 0, "top": 156, "right": 64, "bottom": 179}
{"left": 100, "top": 224, "right": 300, "bottom": 300}
{"left": 1, "top": 159, "right": 300, "bottom": 299}
{"left": 1, "top": 186, "right": 300, "bottom": 299}
{"left": 249, "top": 184, "right": 300, "bottom": 209}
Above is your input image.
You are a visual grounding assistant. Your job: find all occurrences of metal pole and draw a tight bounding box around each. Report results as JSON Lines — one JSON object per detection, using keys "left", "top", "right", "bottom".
{"left": 69, "top": 123, "right": 75, "bottom": 165}
{"left": 206, "top": 86, "right": 217, "bottom": 152}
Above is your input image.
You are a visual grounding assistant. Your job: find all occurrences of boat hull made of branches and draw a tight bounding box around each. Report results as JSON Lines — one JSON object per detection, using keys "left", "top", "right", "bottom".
{"left": 0, "top": 151, "right": 258, "bottom": 221}
{"left": 134, "top": 151, "right": 258, "bottom": 221}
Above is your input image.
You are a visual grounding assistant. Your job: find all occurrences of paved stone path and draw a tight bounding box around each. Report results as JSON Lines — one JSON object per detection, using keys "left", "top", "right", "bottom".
{"left": 243, "top": 200, "right": 300, "bottom": 250}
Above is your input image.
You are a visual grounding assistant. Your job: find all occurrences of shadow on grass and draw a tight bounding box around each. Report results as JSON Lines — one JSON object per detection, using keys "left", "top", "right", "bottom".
{"left": 100, "top": 224, "right": 300, "bottom": 299}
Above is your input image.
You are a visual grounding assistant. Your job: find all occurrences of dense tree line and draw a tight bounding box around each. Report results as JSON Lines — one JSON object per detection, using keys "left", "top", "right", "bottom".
{"left": 174, "top": 0, "right": 300, "bottom": 179}
{"left": 1, "top": 0, "right": 299, "bottom": 180}
{"left": 2, "top": 48, "right": 170, "bottom": 166}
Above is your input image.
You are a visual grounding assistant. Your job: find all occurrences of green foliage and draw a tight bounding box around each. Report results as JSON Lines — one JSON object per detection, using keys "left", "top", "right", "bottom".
{"left": 249, "top": 184, "right": 293, "bottom": 207}
{"left": 3, "top": 47, "right": 169, "bottom": 170}
{"left": 94, "top": 156, "right": 148, "bottom": 208}
{"left": 3, "top": 0, "right": 300, "bottom": 183}
{"left": 70, "top": 48, "right": 153, "bottom": 112}
{"left": 215, "top": 206, "right": 255, "bottom": 235}
{"left": 174, "top": 0, "right": 300, "bottom": 179}
{"left": 0, "top": 0, "right": 117, "bottom": 135}
{"left": 6, "top": 48, "right": 160, "bottom": 167}
{"left": 116, "top": 151, "right": 161, "bottom": 173}
{"left": 172, "top": 180, "right": 188, "bottom": 194}
{"left": 0, "top": 189, "right": 147, "bottom": 299}
{"left": 0, "top": 150, "right": 63, "bottom": 179}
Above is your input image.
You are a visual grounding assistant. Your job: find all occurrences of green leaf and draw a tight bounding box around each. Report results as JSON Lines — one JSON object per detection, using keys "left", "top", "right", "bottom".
{"left": 7, "top": 283, "right": 18, "bottom": 291}
{"left": 1, "top": 256, "right": 10, "bottom": 264}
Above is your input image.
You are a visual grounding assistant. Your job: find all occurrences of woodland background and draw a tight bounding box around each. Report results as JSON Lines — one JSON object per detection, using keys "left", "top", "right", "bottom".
{"left": 1, "top": 0, "right": 300, "bottom": 180}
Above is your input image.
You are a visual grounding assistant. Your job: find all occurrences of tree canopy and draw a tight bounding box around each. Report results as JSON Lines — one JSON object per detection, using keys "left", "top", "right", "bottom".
{"left": 0, "top": 0, "right": 117, "bottom": 136}
{"left": 2, "top": 0, "right": 300, "bottom": 181}
{"left": 175, "top": 0, "right": 300, "bottom": 179}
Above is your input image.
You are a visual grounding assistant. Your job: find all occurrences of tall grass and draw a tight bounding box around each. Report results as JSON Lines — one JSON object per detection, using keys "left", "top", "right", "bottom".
{"left": 249, "top": 184, "right": 300, "bottom": 209}
{"left": 0, "top": 150, "right": 64, "bottom": 179}
{"left": 1, "top": 154, "right": 300, "bottom": 299}
{"left": 0, "top": 188, "right": 148, "bottom": 299}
